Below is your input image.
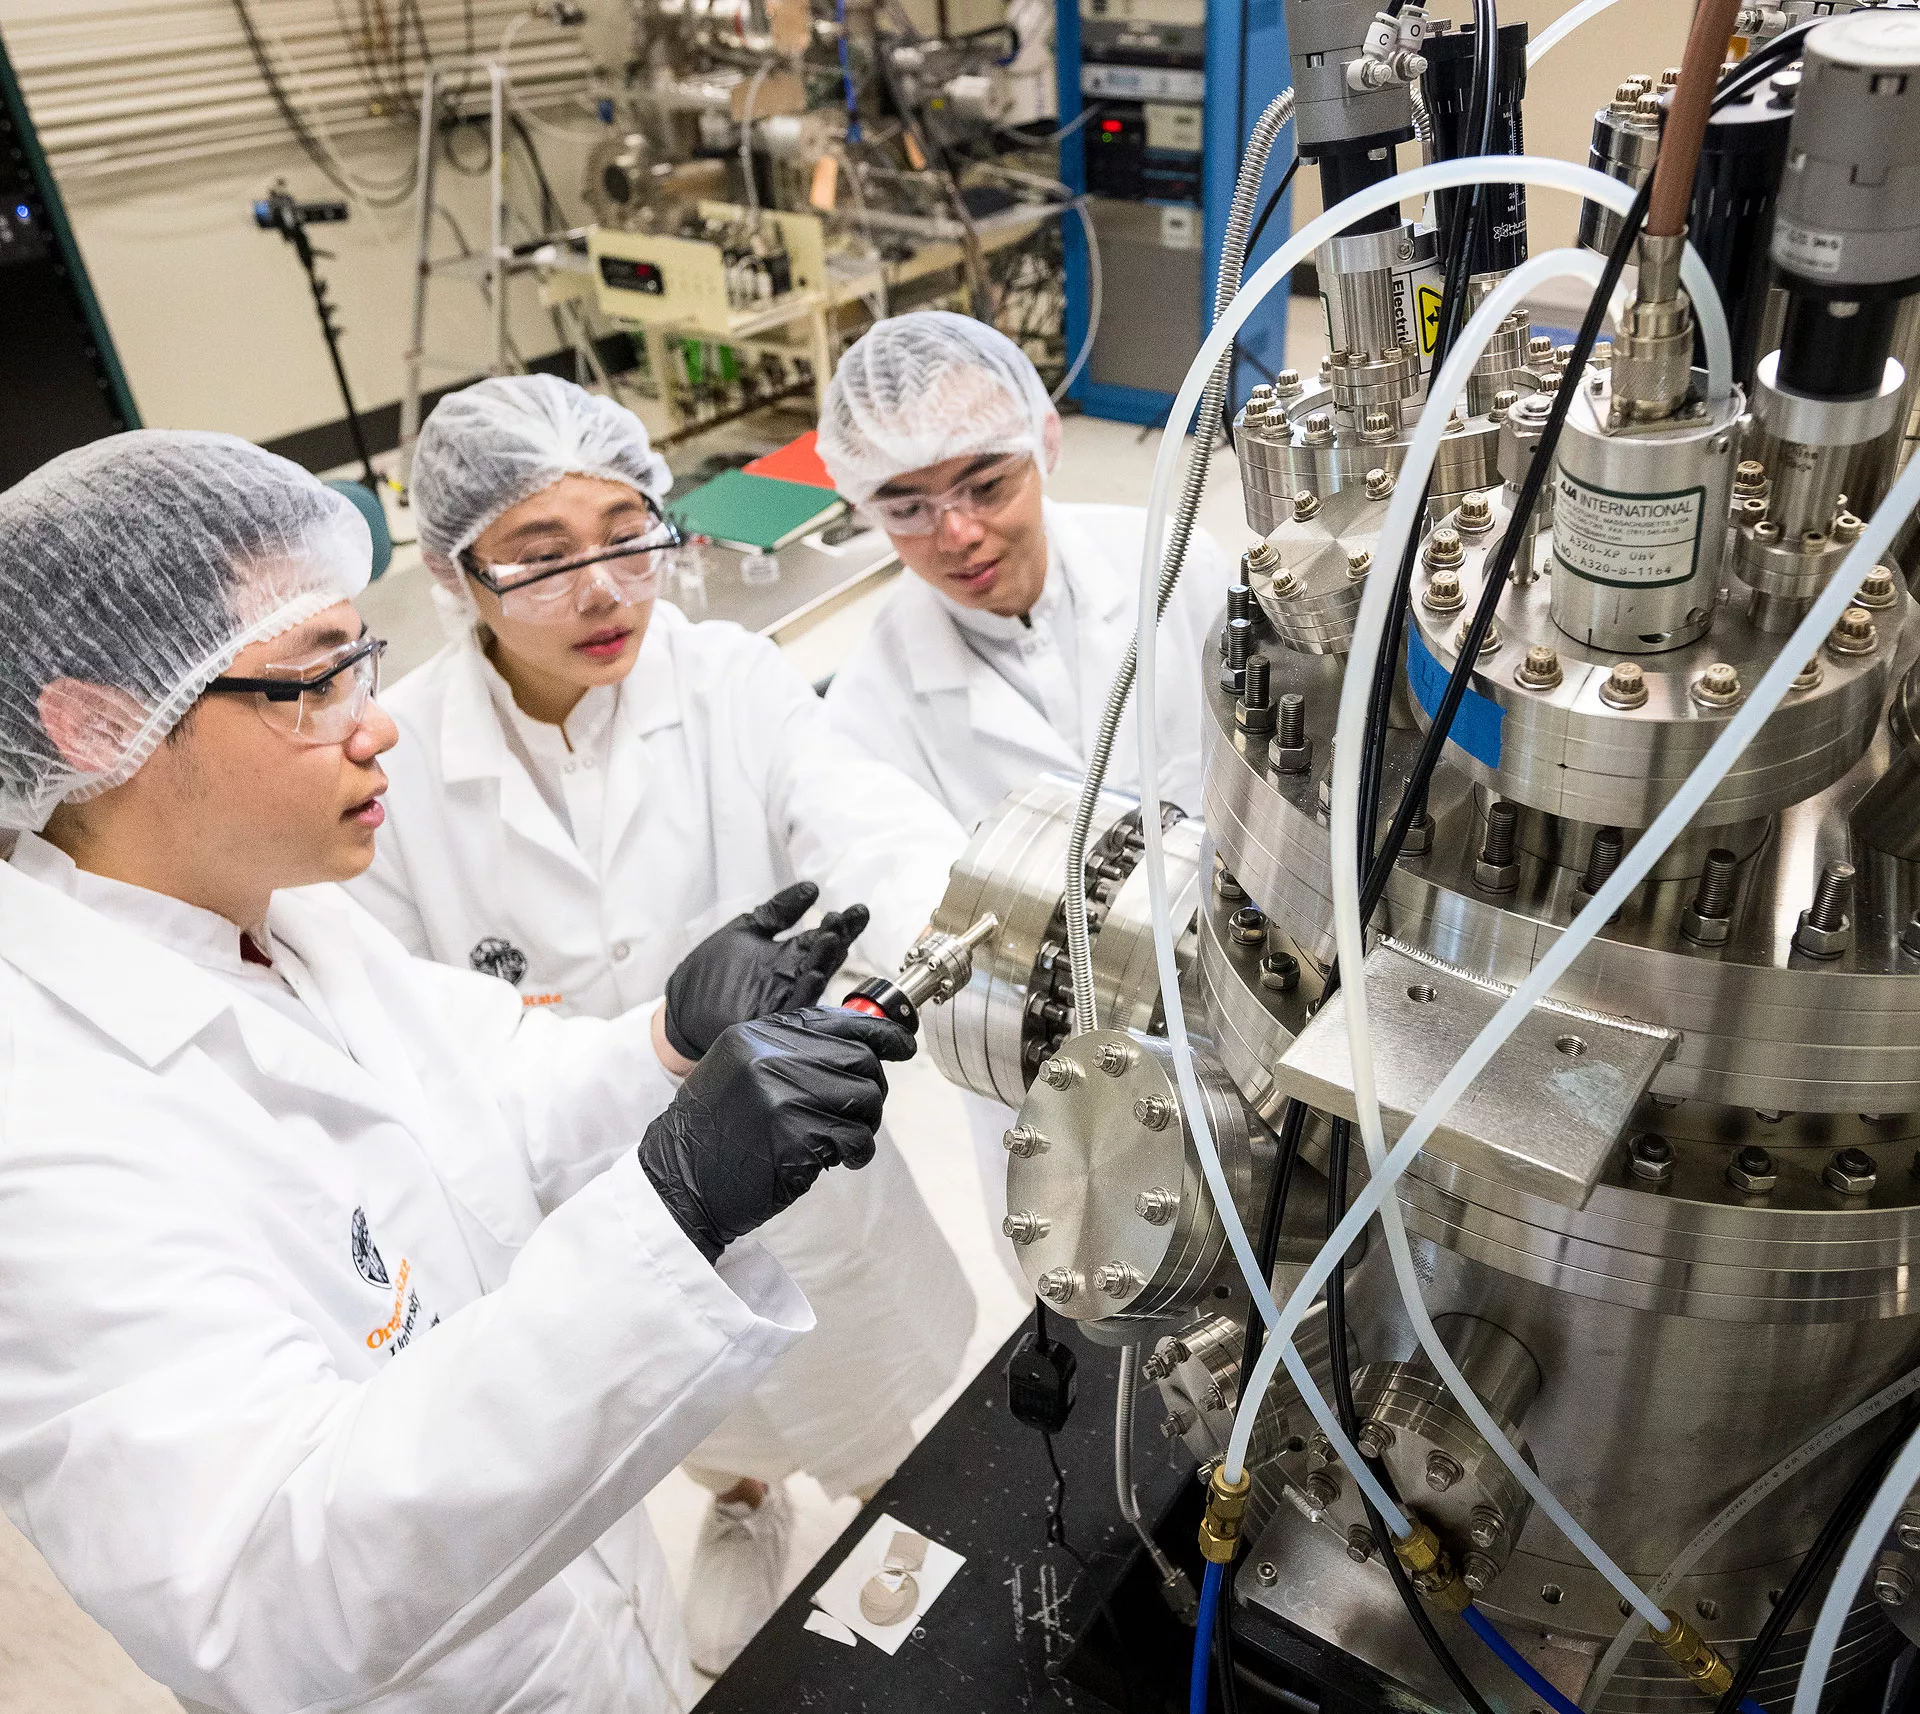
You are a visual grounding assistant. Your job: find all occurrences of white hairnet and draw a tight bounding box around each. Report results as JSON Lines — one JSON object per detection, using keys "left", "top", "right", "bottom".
{"left": 411, "top": 374, "right": 674, "bottom": 601}
{"left": 817, "top": 311, "right": 1060, "bottom": 504}
{"left": 0, "top": 430, "right": 372, "bottom": 831}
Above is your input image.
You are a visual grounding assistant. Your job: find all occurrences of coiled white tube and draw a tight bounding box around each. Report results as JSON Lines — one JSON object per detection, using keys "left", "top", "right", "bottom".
{"left": 1793, "top": 1414, "right": 1920, "bottom": 1713}
{"left": 1584, "top": 1360, "right": 1920, "bottom": 1706}
{"left": 1132, "top": 158, "right": 1727, "bottom": 1547}
{"left": 1527, "top": 0, "right": 1627, "bottom": 68}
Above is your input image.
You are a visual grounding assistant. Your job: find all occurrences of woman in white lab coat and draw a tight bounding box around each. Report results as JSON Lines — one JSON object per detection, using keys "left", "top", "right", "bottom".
{"left": 0, "top": 432, "right": 913, "bottom": 1713}
{"left": 349, "top": 375, "right": 977, "bottom": 1674}
{"left": 816, "top": 313, "right": 1231, "bottom": 1252}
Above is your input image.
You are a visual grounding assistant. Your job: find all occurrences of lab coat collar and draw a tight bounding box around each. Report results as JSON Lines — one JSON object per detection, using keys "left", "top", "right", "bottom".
{"left": 1047, "top": 501, "right": 1133, "bottom": 625}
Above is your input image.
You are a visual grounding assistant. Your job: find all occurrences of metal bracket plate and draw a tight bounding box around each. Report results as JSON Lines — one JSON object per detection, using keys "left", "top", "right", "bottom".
{"left": 1277, "top": 939, "right": 1679, "bottom": 1210}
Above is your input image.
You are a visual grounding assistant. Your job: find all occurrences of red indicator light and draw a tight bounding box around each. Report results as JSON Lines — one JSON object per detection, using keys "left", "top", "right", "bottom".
{"left": 1101, "top": 118, "right": 1124, "bottom": 132}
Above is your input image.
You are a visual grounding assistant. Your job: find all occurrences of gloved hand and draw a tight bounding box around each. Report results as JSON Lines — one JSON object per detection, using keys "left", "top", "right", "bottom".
{"left": 638, "top": 1007, "right": 916, "bottom": 1261}
{"left": 662, "top": 881, "right": 872, "bottom": 1061}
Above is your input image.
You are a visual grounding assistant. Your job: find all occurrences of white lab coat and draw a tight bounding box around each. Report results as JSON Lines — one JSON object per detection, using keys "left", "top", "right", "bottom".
{"left": 348, "top": 602, "right": 977, "bottom": 1496}
{"left": 823, "top": 499, "right": 1230, "bottom": 1269}
{"left": 0, "top": 836, "right": 811, "bottom": 1714}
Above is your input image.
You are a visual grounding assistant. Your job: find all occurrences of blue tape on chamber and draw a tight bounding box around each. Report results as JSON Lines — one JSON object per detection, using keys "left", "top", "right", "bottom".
{"left": 1406, "top": 622, "right": 1504, "bottom": 769}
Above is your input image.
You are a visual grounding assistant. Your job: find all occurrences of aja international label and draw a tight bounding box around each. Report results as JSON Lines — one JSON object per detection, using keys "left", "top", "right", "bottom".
{"left": 1552, "top": 471, "right": 1706, "bottom": 589}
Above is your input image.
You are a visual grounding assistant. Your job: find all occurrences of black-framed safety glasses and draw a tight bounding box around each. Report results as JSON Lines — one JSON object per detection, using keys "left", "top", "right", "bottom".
{"left": 205, "top": 633, "right": 387, "bottom": 745}
{"left": 465, "top": 500, "right": 683, "bottom": 622}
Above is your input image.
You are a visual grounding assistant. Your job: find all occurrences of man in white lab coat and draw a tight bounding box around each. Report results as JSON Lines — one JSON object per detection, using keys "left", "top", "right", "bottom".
{"left": 347, "top": 374, "right": 976, "bottom": 1675}
{"left": 0, "top": 432, "right": 916, "bottom": 1714}
{"left": 817, "top": 312, "right": 1232, "bottom": 1250}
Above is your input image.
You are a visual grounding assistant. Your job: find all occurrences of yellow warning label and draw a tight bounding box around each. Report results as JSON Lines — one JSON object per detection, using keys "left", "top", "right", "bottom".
{"left": 1417, "top": 282, "right": 1443, "bottom": 357}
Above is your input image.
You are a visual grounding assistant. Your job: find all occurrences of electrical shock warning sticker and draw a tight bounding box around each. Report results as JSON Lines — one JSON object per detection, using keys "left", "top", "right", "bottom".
{"left": 1551, "top": 472, "right": 1707, "bottom": 590}
{"left": 1415, "top": 282, "right": 1443, "bottom": 357}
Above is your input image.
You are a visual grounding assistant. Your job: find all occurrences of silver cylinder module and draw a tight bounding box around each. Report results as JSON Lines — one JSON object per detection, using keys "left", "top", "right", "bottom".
{"left": 1547, "top": 370, "right": 1743, "bottom": 654}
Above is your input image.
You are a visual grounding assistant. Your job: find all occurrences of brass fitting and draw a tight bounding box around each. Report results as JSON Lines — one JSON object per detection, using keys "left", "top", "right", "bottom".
{"left": 1198, "top": 1466, "right": 1254, "bottom": 1564}
{"left": 1393, "top": 1519, "right": 1469, "bottom": 1613}
{"left": 1651, "top": 1609, "right": 1734, "bottom": 1697}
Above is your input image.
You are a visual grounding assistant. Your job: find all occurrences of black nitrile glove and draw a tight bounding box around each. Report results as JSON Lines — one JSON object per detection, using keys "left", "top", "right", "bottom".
{"left": 662, "top": 881, "right": 873, "bottom": 1061}
{"left": 638, "top": 1007, "right": 917, "bottom": 1261}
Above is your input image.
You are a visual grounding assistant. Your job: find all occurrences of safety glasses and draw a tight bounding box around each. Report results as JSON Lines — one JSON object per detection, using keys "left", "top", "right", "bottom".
{"left": 206, "top": 633, "right": 387, "bottom": 746}
{"left": 862, "top": 455, "right": 1034, "bottom": 537}
{"left": 466, "top": 505, "right": 682, "bottom": 622}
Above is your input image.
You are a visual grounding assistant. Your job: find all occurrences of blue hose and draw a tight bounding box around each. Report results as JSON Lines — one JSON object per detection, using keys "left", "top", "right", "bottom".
{"left": 1463, "top": 1603, "right": 1764, "bottom": 1714}
{"left": 1191, "top": 1560, "right": 1223, "bottom": 1714}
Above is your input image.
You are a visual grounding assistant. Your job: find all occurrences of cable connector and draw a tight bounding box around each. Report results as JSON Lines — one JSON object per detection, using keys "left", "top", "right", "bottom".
{"left": 1198, "top": 1466, "right": 1254, "bottom": 1564}
{"left": 1650, "top": 1609, "right": 1734, "bottom": 1698}
{"left": 1393, "top": 1519, "right": 1470, "bottom": 1614}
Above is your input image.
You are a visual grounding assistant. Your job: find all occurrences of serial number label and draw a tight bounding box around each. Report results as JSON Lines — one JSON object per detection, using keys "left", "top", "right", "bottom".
{"left": 1552, "top": 472, "right": 1706, "bottom": 589}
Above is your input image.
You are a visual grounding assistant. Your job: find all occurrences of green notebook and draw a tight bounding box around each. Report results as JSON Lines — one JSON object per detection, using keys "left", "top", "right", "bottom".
{"left": 668, "top": 469, "right": 847, "bottom": 552}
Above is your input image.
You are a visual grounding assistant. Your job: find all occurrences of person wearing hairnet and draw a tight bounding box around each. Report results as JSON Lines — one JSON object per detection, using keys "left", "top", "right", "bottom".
{"left": 346, "top": 373, "right": 976, "bottom": 1676}
{"left": 0, "top": 430, "right": 919, "bottom": 1713}
{"left": 817, "top": 311, "right": 1231, "bottom": 1257}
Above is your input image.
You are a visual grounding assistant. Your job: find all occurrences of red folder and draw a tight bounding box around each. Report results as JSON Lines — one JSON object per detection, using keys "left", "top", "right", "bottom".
{"left": 744, "top": 430, "right": 838, "bottom": 492}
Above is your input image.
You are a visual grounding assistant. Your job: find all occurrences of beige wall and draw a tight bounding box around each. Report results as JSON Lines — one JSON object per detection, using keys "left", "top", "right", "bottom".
{"left": 1286, "top": 0, "right": 1694, "bottom": 254}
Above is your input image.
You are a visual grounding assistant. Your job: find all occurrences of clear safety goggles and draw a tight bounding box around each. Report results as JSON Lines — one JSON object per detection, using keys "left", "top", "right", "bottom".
{"left": 861, "top": 455, "right": 1035, "bottom": 537}
{"left": 206, "top": 632, "right": 387, "bottom": 746}
{"left": 466, "top": 507, "right": 682, "bottom": 622}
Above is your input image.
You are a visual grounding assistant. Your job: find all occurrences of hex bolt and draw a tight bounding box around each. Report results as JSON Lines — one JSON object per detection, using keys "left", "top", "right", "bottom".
{"left": 1304, "top": 1471, "right": 1341, "bottom": 1512}
{"left": 1902, "top": 910, "right": 1920, "bottom": 960}
{"left": 1857, "top": 565, "right": 1898, "bottom": 609}
{"left": 1003, "top": 1124, "right": 1047, "bottom": 1157}
{"left": 1458, "top": 492, "right": 1494, "bottom": 533}
{"left": 1133, "top": 1095, "right": 1174, "bottom": 1132}
{"left": 1360, "top": 410, "right": 1395, "bottom": 443}
{"left": 1093, "top": 1262, "right": 1142, "bottom": 1298}
{"left": 1832, "top": 512, "right": 1865, "bottom": 545}
{"left": 1516, "top": 644, "right": 1563, "bottom": 690}
{"left": 1475, "top": 801, "right": 1521, "bottom": 893}
{"left": 1365, "top": 466, "right": 1395, "bottom": 500}
{"left": 1600, "top": 660, "right": 1650, "bottom": 709}
{"left": 1271, "top": 693, "right": 1313, "bottom": 775}
{"left": 1040, "top": 1057, "right": 1082, "bottom": 1090}
{"left": 1692, "top": 662, "right": 1742, "bottom": 708}
{"left": 1579, "top": 825, "right": 1626, "bottom": 900}
{"left": 1425, "top": 527, "right": 1465, "bottom": 570}
{"left": 1237, "top": 655, "right": 1277, "bottom": 737}
{"left": 1136, "top": 1186, "right": 1180, "bottom": 1224}
{"left": 1260, "top": 950, "right": 1301, "bottom": 993}
{"left": 1253, "top": 1560, "right": 1280, "bottom": 1589}
{"left": 1216, "top": 867, "right": 1247, "bottom": 903}
{"left": 1628, "top": 1133, "right": 1675, "bottom": 1186}
{"left": 1876, "top": 1560, "right": 1913, "bottom": 1607}
{"left": 1347, "top": 549, "right": 1375, "bottom": 582}
{"left": 1302, "top": 412, "right": 1335, "bottom": 445}
{"left": 1346, "top": 1526, "right": 1376, "bottom": 1564}
{"left": 1200, "top": 1381, "right": 1226, "bottom": 1411}
{"left": 1355, "top": 1419, "right": 1394, "bottom": 1459}
{"left": 1425, "top": 1450, "right": 1464, "bottom": 1492}
{"left": 1160, "top": 1408, "right": 1194, "bottom": 1441}
{"left": 1733, "top": 459, "right": 1767, "bottom": 497}
{"left": 1224, "top": 581, "right": 1254, "bottom": 632}
{"left": 1460, "top": 1551, "right": 1501, "bottom": 1594}
{"left": 1469, "top": 1507, "right": 1505, "bottom": 1550}
{"left": 1829, "top": 605, "right": 1879, "bottom": 657}
{"left": 1724, "top": 1145, "right": 1776, "bottom": 1194}
{"left": 1270, "top": 567, "right": 1302, "bottom": 599}
{"left": 1423, "top": 568, "right": 1466, "bottom": 613}
{"left": 1037, "top": 1267, "right": 1081, "bottom": 1303}
{"left": 1793, "top": 861, "right": 1855, "bottom": 959}
{"left": 1682, "top": 849, "right": 1739, "bottom": 946}
{"left": 1139, "top": 1349, "right": 1172, "bottom": 1382}
{"left": 1094, "top": 1041, "right": 1136, "bottom": 1077}
{"left": 1274, "top": 368, "right": 1303, "bottom": 397}
{"left": 1490, "top": 387, "right": 1519, "bottom": 423}
{"left": 1220, "top": 615, "right": 1255, "bottom": 692}
{"left": 1292, "top": 489, "right": 1322, "bottom": 522}
{"left": 1231, "top": 906, "right": 1269, "bottom": 946}
{"left": 1826, "top": 1147, "right": 1878, "bottom": 1196}
{"left": 1002, "top": 1210, "right": 1051, "bottom": 1244}
{"left": 1897, "top": 1511, "right": 1920, "bottom": 1552}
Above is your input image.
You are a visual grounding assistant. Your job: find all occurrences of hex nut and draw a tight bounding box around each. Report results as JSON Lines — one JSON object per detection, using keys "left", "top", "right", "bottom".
{"left": 1259, "top": 951, "right": 1301, "bottom": 993}
{"left": 1133, "top": 1094, "right": 1174, "bottom": 1132}
{"left": 1897, "top": 1511, "right": 1920, "bottom": 1552}
{"left": 1230, "top": 906, "right": 1269, "bottom": 946}
{"left": 1681, "top": 902, "right": 1732, "bottom": 947}
{"left": 1600, "top": 660, "right": 1650, "bottom": 709}
{"left": 1727, "top": 1146, "right": 1777, "bottom": 1194}
{"left": 1135, "top": 1186, "right": 1180, "bottom": 1225}
{"left": 1002, "top": 1210, "right": 1051, "bottom": 1244}
{"left": 1876, "top": 1560, "right": 1912, "bottom": 1607}
{"left": 1473, "top": 854, "right": 1520, "bottom": 893}
{"left": 1271, "top": 733, "right": 1315, "bottom": 775}
{"left": 1825, "top": 1148, "right": 1877, "bottom": 1196}
{"left": 1628, "top": 1133, "right": 1675, "bottom": 1186}
{"left": 1093, "top": 1262, "right": 1142, "bottom": 1298}
{"left": 1462, "top": 1551, "right": 1501, "bottom": 1594}
{"left": 1215, "top": 867, "right": 1248, "bottom": 903}
{"left": 1346, "top": 1527, "right": 1375, "bottom": 1564}
{"left": 1793, "top": 910, "right": 1852, "bottom": 960}
{"left": 1425, "top": 1450, "right": 1463, "bottom": 1492}
{"left": 1038, "top": 1267, "right": 1082, "bottom": 1303}
{"left": 1094, "top": 1041, "right": 1136, "bottom": 1076}
{"left": 1423, "top": 569, "right": 1466, "bottom": 613}
{"left": 1828, "top": 605, "right": 1879, "bottom": 657}
{"left": 1469, "top": 1506, "right": 1504, "bottom": 1550}
{"left": 1040, "top": 1058, "right": 1081, "bottom": 1090}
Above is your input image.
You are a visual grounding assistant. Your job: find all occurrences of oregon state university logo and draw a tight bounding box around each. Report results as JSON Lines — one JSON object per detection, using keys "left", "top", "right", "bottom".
{"left": 351, "top": 1206, "right": 390, "bottom": 1288}
{"left": 470, "top": 936, "right": 529, "bottom": 985}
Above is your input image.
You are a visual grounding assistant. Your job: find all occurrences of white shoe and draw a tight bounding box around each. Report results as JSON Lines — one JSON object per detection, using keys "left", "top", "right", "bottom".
{"left": 684, "top": 1485, "right": 795, "bottom": 1678}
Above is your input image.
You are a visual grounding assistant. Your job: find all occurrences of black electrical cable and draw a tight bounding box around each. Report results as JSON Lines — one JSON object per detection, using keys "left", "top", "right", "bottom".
{"left": 1711, "top": 1399, "right": 1920, "bottom": 1714}
{"left": 1037, "top": 1417, "right": 1141, "bottom": 1714}
{"left": 1325, "top": 1120, "right": 1501, "bottom": 1714}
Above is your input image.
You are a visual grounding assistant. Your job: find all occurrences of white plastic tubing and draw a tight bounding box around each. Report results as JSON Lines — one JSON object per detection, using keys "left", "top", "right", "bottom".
{"left": 1129, "top": 155, "right": 1729, "bottom": 1574}
{"left": 1526, "top": 0, "right": 1628, "bottom": 68}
